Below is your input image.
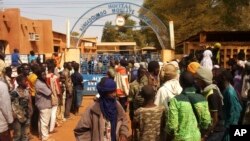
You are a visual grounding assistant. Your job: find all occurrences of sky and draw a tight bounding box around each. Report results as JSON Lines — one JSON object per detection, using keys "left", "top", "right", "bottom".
{"left": 1, "top": 0, "right": 144, "bottom": 41}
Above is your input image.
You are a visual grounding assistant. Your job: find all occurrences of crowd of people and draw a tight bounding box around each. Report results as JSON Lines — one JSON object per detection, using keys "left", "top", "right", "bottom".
{"left": 1, "top": 46, "right": 250, "bottom": 141}
{"left": 0, "top": 49, "right": 84, "bottom": 141}
{"left": 75, "top": 47, "right": 250, "bottom": 141}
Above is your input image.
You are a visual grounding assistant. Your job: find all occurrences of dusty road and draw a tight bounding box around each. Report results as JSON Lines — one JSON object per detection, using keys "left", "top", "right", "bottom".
{"left": 31, "top": 96, "right": 132, "bottom": 141}
{"left": 31, "top": 96, "right": 95, "bottom": 141}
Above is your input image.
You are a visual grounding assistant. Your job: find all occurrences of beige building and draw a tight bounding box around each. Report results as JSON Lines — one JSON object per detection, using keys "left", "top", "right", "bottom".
{"left": 96, "top": 42, "right": 137, "bottom": 54}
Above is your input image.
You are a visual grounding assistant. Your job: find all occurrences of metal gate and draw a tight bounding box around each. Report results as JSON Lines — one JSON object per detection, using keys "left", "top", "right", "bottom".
{"left": 80, "top": 53, "right": 160, "bottom": 95}
{"left": 80, "top": 53, "right": 161, "bottom": 74}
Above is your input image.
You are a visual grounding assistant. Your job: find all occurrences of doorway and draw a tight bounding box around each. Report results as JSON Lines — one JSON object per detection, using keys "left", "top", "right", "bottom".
{"left": 0, "top": 40, "right": 8, "bottom": 54}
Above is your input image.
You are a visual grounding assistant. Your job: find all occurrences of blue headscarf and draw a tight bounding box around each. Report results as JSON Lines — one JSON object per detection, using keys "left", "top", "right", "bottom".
{"left": 97, "top": 77, "right": 117, "bottom": 141}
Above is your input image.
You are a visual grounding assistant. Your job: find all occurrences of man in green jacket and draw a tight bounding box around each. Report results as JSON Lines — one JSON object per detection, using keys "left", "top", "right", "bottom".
{"left": 167, "top": 71, "right": 211, "bottom": 141}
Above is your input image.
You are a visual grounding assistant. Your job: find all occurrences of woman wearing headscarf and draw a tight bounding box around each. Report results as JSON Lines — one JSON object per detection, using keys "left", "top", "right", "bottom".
{"left": 74, "top": 77, "right": 129, "bottom": 141}
{"left": 201, "top": 50, "right": 213, "bottom": 71}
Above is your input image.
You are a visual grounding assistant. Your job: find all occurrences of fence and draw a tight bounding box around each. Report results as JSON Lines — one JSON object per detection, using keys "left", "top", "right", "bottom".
{"left": 80, "top": 53, "right": 161, "bottom": 74}
{"left": 80, "top": 53, "right": 160, "bottom": 95}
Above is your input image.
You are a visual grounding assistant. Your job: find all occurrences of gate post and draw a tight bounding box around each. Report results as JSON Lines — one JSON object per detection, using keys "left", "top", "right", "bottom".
{"left": 65, "top": 48, "right": 81, "bottom": 64}
{"left": 161, "top": 49, "right": 175, "bottom": 63}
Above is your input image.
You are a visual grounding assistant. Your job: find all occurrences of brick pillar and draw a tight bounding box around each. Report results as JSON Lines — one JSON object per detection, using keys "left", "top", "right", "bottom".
{"left": 161, "top": 49, "right": 175, "bottom": 63}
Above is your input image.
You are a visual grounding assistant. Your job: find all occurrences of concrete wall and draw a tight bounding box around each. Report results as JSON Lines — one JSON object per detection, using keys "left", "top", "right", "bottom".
{"left": 0, "top": 8, "right": 54, "bottom": 54}
{"left": 53, "top": 31, "right": 66, "bottom": 52}
{"left": 0, "top": 8, "right": 21, "bottom": 53}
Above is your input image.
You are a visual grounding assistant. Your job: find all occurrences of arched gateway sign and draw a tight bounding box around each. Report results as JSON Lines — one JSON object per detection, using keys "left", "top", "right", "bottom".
{"left": 71, "top": 2, "right": 171, "bottom": 49}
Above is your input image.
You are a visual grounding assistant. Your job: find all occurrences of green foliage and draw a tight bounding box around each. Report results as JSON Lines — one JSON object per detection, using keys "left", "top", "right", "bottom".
{"left": 133, "top": 30, "right": 146, "bottom": 47}
{"left": 101, "top": 15, "right": 146, "bottom": 47}
{"left": 141, "top": 0, "right": 250, "bottom": 46}
{"left": 101, "top": 21, "right": 118, "bottom": 42}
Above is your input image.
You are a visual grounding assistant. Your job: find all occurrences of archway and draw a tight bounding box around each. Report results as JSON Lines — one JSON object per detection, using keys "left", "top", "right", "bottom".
{"left": 71, "top": 2, "right": 171, "bottom": 49}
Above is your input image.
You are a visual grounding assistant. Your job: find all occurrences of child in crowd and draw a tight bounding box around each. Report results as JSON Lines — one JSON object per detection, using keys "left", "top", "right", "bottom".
{"left": 133, "top": 85, "right": 165, "bottom": 141}
{"left": 11, "top": 75, "right": 32, "bottom": 141}
{"left": 57, "top": 72, "right": 66, "bottom": 123}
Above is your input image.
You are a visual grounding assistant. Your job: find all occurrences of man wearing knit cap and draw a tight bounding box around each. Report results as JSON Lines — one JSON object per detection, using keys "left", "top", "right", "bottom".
{"left": 155, "top": 64, "right": 182, "bottom": 109}
{"left": 194, "top": 67, "right": 225, "bottom": 141}
{"left": 187, "top": 62, "right": 200, "bottom": 75}
{"left": 74, "top": 77, "right": 129, "bottom": 141}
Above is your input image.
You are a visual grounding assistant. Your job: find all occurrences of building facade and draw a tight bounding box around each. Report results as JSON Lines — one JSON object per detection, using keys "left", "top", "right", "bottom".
{"left": 0, "top": 8, "right": 54, "bottom": 54}
{"left": 176, "top": 31, "right": 250, "bottom": 68}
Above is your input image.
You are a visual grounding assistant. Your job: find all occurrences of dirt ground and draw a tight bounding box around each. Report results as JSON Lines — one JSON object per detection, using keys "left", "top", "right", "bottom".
{"left": 30, "top": 96, "right": 132, "bottom": 141}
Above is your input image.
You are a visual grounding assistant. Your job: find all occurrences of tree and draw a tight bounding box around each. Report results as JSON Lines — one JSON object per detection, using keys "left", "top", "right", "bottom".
{"left": 133, "top": 30, "right": 146, "bottom": 47}
{"left": 101, "top": 21, "right": 117, "bottom": 42}
{"left": 141, "top": 0, "right": 250, "bottom": 45}
{"left": 101, "top": 15, "right": 146, "bottom": 47}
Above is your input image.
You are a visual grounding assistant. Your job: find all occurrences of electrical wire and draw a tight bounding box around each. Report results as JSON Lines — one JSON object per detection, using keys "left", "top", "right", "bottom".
{"left": 13, "top": 6, "right": 95, "bottom": 8}
{"left": 4, "top": 0, "right": 143, "bottom": 27}
{"left": 21, "top": 11, "right": 79, "bottom": 19}
{"left": 20, "top": 10, "right": 109, "bottom": 22}
{"left": 2, "top": 0, "right": 143, "bottom": 9}
{"left": 3, "top": 0, "right": 143, "bottom": 5}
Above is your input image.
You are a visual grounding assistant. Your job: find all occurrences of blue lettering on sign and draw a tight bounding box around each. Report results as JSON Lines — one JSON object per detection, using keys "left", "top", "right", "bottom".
{"left": 82, "top": 74, "right": 105, "bottom": 95}
{"left": 80, "top": 10, "right": 107, "bottom": 31}
{"left": 72, "top": 2, "right": 170, "bottom": 49}
{"left": 109, "top": 3, "right": 134, "bottom": 14}
{"left": 108, "top": 3, "right": 131, "bottom": 9}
